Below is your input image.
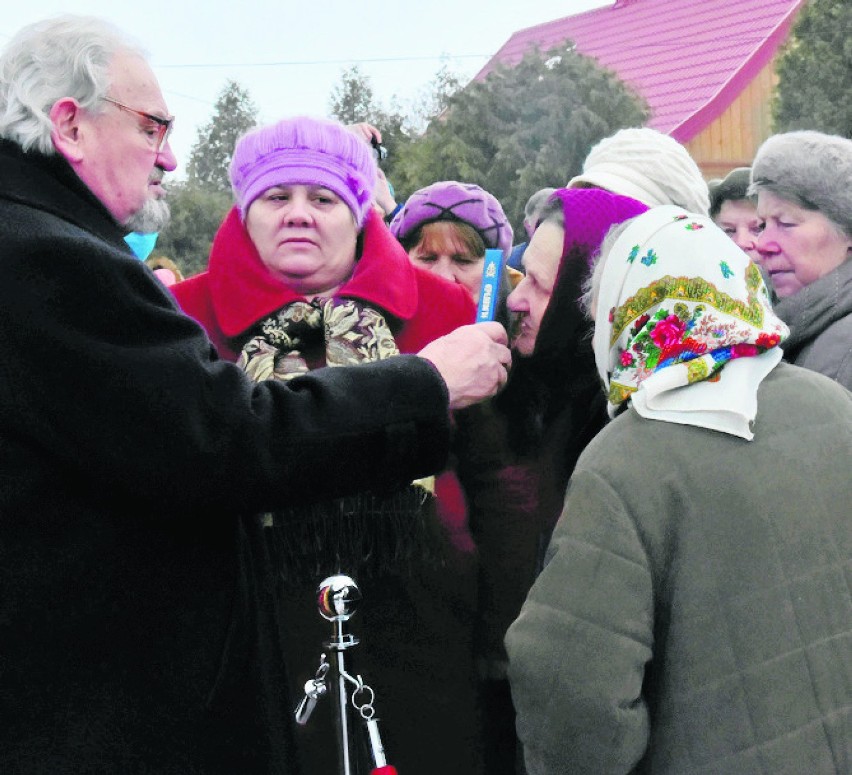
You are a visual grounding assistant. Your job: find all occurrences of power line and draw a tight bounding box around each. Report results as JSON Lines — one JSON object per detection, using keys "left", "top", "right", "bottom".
{"left": 152, "top": 29, "right": 777, "bottom": 70}
{"left": 157, "top": 53, "right": 491, "bottom": 69}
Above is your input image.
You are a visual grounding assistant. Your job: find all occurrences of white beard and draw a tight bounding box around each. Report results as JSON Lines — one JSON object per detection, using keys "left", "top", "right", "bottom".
{"left": 124, "top": 195, "right": 171, "bottom": 233}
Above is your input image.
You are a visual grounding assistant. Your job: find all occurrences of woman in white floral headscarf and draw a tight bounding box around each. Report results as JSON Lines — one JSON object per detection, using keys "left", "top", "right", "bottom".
{"left": 590, "top": 205, "right": 788, "bottom": 439}
{"left": 506, "top": 206, "right": 852, "bottom": 775}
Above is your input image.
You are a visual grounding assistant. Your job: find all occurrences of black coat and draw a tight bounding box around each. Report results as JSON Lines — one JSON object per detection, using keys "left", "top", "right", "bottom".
{"left": 0, "top": 140, "right": 452, "bottom": 774}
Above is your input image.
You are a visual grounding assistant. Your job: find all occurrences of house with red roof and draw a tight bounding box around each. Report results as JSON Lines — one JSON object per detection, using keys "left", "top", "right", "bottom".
{"left": 475, "top": 0, "right": 805, "bottom": 179}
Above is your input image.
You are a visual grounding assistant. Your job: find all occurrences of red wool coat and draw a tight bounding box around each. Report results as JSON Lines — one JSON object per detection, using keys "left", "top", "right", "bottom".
{"left": 173, "top": 206, "right": 475, "bottom": 362}
{"left": 172, "top": 205, "right": 477, "bottom": 553}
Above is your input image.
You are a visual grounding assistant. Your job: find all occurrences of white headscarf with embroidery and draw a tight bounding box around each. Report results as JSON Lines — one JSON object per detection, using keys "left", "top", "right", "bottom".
{"left": 592, "top": 206, "right": 789, "bottom": 440}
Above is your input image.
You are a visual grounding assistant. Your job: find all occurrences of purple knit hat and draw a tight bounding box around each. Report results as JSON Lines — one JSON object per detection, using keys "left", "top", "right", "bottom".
{"left": 229, "top": 116, "right": 377, "bottom": 226}
{"left": 548, "top": 188, "right": 649, "bottom": 264}
{"left": 389, "top": 180, "right": 513, "bottom": 256}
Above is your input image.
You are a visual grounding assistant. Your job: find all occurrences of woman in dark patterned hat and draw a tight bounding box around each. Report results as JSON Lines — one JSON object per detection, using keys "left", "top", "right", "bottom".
{"left": 390, "top": 180, "right": 520, "bottom": 325}
{"left": 708, "top": 166, "right": 762, "bottom": 263}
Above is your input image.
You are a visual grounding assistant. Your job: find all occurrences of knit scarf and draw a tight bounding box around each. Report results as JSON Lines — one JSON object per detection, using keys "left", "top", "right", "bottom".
{"left": 238, "top": 296, "right": 437, "bottom": 580}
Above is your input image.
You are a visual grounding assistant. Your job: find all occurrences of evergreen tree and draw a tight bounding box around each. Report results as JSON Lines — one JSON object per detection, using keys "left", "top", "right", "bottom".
{"left": 773, "top": 0, "right": 852, "bottom": 137}
{"left": 393, "top": 44, "right": 648, "bottom": 232}
{"left": 328, "top": 66, "right": 413, "bottom": 199}
{"left": 409, "top": 62, "right": 464, "bottom": 133}
{"left": 187, "top": 80, "right": 258, "bottom": 192}
{"left": 158, "top": 80, "right": 257, "bottom": 276}
{"left": 329, "top": 66, "right": 376, "bottom": 126}
{"left": 153, "top": 182, "right": 232, "bottom": 278}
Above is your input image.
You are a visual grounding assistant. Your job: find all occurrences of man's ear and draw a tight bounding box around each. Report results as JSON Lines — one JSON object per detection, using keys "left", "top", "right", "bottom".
{"left": 49, "top": 98, "right": 86, "bottom": 164}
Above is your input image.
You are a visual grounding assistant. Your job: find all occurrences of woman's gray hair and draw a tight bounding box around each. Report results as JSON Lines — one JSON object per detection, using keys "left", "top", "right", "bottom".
{"left": 524, "top": 187, "right": 558, "bottom": 225}
{"left": 0, "top": 15, "right": 146, "bottom": 154}
{"left": 708, "top": 166, "right": 753, "bottom": 220}
{"left": 580, "top": 218, "right": 635, "bottom": 319}
{"left": 534, "top": 195, "right": 565, "bottom": 230}
{"left": 749, "top": 130, "right": 852, "bottom": 238}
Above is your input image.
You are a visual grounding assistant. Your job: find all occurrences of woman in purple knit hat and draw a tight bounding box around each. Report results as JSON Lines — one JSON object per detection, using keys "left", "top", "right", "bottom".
{"left": 171, "top": 116, "right": 495, "bottom": 775}
{"left": 454, "top": 186, "right": 648, "bottom": 774}
{"left": 389, "top": 180, "right": 520, "bottom": 321}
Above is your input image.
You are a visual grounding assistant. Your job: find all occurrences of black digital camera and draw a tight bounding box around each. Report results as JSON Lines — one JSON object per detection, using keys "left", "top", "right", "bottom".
{"left": 370, "top": 136, "right": 388, "bottom": 164}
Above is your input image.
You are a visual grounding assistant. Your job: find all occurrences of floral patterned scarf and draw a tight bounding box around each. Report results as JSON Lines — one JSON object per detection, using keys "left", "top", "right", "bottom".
{"left": 237, "top": 297, "right": 400, "bottom": 380}
{"left": 592, "top": 206, "right": 789, "bottom": 440}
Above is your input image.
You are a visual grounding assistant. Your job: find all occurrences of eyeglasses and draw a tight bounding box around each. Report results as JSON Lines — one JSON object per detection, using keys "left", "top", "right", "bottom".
{"left": 102, "top": 96, "right": 174, "bottom": 154}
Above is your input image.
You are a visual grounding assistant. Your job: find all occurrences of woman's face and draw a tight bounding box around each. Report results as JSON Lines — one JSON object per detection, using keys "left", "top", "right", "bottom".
{"left": 756, "top": 191, "right": 851, "bottom": 298}
{"left": 506, "top": 221, "right": 563, "bottom": 356}
{"left": 407, "top": 222, "right": 485, "bottom": 300}
{"left": 245, "top": 184, "right": 359, "bottom": 298}
{"left": 714, "top": 199, "right": 762, "bottom": 262}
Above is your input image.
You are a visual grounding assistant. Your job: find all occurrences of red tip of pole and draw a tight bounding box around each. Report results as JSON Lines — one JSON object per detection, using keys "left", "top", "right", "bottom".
{"left": 371, "top": 767, "right": 398, "bottom": 775}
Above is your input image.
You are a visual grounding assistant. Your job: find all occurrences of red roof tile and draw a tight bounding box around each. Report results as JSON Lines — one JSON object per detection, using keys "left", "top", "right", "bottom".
{"left": 475, "top": 0, "right": 804, "bottom": 142}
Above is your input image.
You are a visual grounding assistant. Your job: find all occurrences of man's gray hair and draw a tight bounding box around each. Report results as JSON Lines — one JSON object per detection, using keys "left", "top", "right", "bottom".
{"left": 0, "top": 15, "right": 146, "bottom": 154}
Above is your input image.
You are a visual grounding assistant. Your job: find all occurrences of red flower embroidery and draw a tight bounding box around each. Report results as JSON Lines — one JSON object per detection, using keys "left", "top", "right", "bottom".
{"left": 731, "top": 343, "right": 758, "bottom": 358}
{"left": 650, "top": 315, "right": 686, "bottom": 349}
{"left": 756, "top": 332, "right": 780, "bottom": 349}
{"left": 620, "top": 351, "right": 635, "bottom": 367}
{"left": 660, "top": 341, "right": 688, "bottom": 360}
{"left": 631, "top": 313, "right": 651, "bottom": 335}
{"left": 681, "top": 337, "right": 708, "bottom": 354}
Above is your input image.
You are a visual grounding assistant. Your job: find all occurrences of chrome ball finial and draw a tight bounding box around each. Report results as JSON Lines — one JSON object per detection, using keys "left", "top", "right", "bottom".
{"left": 317, "top": 575, "right": 362, "bottom": 622}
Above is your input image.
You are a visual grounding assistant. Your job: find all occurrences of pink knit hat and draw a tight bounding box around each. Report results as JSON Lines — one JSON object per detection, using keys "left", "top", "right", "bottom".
{"left": 548, "top": 187, "right": 649, "bottom": 264}
{"left": 229, "top": 116, "right": 378, "bottom": 225}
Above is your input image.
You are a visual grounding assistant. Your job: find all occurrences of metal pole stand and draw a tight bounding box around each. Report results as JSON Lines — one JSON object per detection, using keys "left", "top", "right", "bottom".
{"left": 294, "top": 574, "right": 398, "bottom": 775}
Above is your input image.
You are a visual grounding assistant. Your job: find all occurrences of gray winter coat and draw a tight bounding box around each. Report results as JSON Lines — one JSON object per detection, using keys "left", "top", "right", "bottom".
{"left": 774, "top": 258, "right": 852, "bottom": 390}
{"left": 506, "top": 362, "right": 852, "bottom": 775}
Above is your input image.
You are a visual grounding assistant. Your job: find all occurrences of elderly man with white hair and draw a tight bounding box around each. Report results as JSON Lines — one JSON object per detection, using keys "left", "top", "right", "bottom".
{"left": 0, "top": 14, "right": 510, "bottom": 774}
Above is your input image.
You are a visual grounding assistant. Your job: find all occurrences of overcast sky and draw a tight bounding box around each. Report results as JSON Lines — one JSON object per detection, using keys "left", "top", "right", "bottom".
{"left": 2, "top": 0, "right": 609, "bottom": 175}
